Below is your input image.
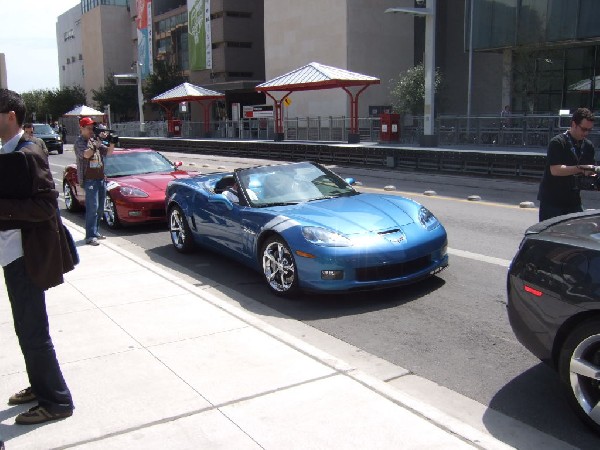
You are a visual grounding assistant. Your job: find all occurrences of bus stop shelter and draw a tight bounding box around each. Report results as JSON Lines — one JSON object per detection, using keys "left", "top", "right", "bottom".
{"left": 152, "top": 82, "right": 225, "bottom": 137}
{"left": 256, "top": 62, "right": 380, "bottom": 143}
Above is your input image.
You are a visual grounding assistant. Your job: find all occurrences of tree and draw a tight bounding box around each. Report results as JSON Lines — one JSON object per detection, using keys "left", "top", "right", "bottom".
{"left": 142, "top": 60, "right": 187, "bottom": 106}
{"left": 22, "top": 89, "right": 50, "bottom": 122}
{"left": 389, "top": 63, "right": 443, "bottom": 115}
{"left": 45, "top": 86, "right": 86, "bottom": 119}
{"left": 92, "top": 73, "right": 138, "bottom": 121}
{"left": 21, "top": 87, "right": 86, "bottom": 123}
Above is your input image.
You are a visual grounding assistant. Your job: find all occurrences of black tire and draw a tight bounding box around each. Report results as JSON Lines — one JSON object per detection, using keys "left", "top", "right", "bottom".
{"left": 261, "top": 236, "right": 299, "bottom": 297}
{"left": 58, "top": 146, "right": 64, "bottom": 155}
{"left": 103, "top": 195, "right": 121, "bottom": 229}
{"left": 169, "top": 205, "right": 195, "bottom": 253}
{"left": 63, "top": 182, "right": 81, "bottom": 212}
{"left": 558, "top": 319, "right": 600, "bottom": 434}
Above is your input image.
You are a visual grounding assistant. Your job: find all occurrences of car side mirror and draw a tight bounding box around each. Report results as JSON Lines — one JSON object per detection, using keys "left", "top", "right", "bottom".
{"left": 208, "top": 194, "right": 234, "bottom": 210}
{"left": 174, "top": 161, "right": 183, "bottom": 168}
{"left": 345, "top": 177, "right": 356, "bottom": 185}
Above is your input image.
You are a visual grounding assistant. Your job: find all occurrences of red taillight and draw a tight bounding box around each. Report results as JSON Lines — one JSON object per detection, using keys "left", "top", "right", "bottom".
{"left": 524, "top": 285, "right": 543, "bottom": 297}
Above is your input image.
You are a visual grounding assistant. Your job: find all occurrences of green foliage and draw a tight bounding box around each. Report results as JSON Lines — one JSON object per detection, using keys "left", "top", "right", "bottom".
{"left": 389, "top": 63, "right": 443, "bottom": 115}
{"left": 92, "top": 73, "right": 138, "bottom": 121}
{"left": 142, "top": 60, "right": 187, "bottom": 105}
{"left": 21, "top": 86, "right": 86, "bottom": 123}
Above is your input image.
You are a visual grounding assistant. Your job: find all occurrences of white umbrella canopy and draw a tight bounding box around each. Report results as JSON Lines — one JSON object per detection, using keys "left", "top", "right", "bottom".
{"left": 63, "top": 105, "right": 104, "bottom": 116}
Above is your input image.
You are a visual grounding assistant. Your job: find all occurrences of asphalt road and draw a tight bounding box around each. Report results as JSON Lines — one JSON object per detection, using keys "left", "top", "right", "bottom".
{"left": 49, "top": 146, "right": 600, "bottom": 448}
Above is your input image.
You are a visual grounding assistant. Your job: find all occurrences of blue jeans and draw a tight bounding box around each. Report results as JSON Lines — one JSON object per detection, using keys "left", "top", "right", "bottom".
{"left": 84, "top": 179, "right": 106, "bottom": 240}
{"left": 3, "top": 258, "right": 74, "bottom": 413}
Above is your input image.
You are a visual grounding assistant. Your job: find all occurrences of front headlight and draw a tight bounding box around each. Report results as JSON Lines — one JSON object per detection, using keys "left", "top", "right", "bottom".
{"left": 418, "top": 206, "right": 439, "bottom": 230}
{"left": 302, "top": 226, "right": 352, "bottom": 247}
{"left": 56, "top": 136, "right": 62, "bottom": 142}
{"left": 118, "top": 186, "right": 149, "bottom": 198}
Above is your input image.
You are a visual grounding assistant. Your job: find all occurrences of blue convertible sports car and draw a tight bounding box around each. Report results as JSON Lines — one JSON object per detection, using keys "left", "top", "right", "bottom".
{"left": 166, "top": 161, "right": 448, "bottom": 296}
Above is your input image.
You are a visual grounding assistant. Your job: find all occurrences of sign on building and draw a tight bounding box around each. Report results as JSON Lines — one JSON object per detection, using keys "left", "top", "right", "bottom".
{"left": 136, "top": 0, "right": 153, "bottom": 79}
{"left": 188, "top": 0, "right": 212, "bottom": 71}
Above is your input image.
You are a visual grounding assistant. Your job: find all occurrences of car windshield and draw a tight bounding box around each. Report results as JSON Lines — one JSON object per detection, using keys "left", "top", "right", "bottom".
{"left": 237, "top": 161, "right": 358, "bottom": 207}
{"left": 33, "top": 124, "right": 55, "bottom": 134}
{"left": 104, "top": 151, "right": 175, "bottom": 177}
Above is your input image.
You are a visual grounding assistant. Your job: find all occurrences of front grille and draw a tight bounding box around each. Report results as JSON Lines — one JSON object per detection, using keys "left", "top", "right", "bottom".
{"left": 149, "top": 209, "right": 165, "bottom": 218}
{"left": 355, "top": 255, "right": 432, "bottom": 282}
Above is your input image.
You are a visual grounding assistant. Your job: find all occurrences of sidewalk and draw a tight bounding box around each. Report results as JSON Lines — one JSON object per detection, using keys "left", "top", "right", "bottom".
{"left": 0, "top": 219, "right": 570, "bottom": 449}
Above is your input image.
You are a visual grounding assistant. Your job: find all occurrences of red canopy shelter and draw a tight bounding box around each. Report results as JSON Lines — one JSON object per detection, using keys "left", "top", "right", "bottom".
{"left": 256, "top": 62, "right": 380, "bottom": 143}
{"left": 151, "top": 82, "right": 225, "bottom": 137}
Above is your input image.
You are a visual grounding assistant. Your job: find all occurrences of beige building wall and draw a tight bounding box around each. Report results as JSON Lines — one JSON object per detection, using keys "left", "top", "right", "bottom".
{"left": 264, "top": 0, "right": 414, "bottom": 118}
{"left": 347, "top": 0, "right": 414, "bottom": 116}
{"left": 264, "top": 0, "right": 348, "bottom": 118}
{"left": 82, "top": 6, "right": 131, "bottom": 105}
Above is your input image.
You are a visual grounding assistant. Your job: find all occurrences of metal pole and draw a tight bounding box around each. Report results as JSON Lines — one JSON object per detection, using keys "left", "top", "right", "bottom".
{"left": 136, "top": 62, "right": 145, "bottom": 135}
{"left": 467, "top": 0, "right": 474, "bottom": 137}
{"left": 423, "top": 0, "right": 436, "bottom": 145}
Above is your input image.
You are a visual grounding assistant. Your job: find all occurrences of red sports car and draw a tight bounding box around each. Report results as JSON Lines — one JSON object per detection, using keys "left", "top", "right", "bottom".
{"left": 63, "top": 148, "right": 198, "bottom": 228}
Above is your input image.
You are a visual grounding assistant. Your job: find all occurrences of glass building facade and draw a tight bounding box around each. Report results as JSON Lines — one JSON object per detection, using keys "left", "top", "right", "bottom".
{"left": 468, "top": 0, "right": 600, "bottom": 113}
{"left": 81, "top": 0, "right": 129, "bottom": 14}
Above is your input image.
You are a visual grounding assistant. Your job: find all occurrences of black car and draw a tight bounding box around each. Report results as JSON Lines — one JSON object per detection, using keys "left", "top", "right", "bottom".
{"left": 33, "top": 123, "right": 63, "bottom": 154}
{"left": 507, "top": 210, "right": 600, "bottom": 434}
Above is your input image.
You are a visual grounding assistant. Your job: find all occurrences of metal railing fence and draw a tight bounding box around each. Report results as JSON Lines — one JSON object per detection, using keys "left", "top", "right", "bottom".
{"left": 112, "top": 114, "right": 599, "bottom": 148}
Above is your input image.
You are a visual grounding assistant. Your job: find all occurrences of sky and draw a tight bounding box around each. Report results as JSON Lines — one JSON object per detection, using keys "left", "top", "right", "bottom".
{"left": 0, "top": 0, "right": 81, "bottom": 94}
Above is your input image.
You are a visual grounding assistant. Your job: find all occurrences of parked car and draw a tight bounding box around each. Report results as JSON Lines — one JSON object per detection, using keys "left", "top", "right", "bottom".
{"left": 63, "top": 148, "right": 197, "bottom": 228}
{"left": 507, "top": 211, "right": 600, "bottom": 434}
{"left": 33, "top": 123, "right": 63, "bottom": 154}
{"left": 166, "top": 161, "right": 448, "bottom": 296}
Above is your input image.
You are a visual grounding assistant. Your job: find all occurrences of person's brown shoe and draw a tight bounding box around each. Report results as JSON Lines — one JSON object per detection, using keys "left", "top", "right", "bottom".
{"left": 8, "top": 387, "right": 36, "bottom": 405}
{"left": 15, "top": 405, "right": 73, "bottom": 425}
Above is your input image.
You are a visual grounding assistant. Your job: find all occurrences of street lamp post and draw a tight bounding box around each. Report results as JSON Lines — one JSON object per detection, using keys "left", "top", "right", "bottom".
{"left": 385, "top": 0, "right": 437, "bottom": 147}
{"left": 135, "top": 61, "right": 145, "bottom": 136}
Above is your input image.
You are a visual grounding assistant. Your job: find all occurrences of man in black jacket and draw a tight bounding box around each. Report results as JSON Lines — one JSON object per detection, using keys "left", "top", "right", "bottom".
{"left": 0, "top": 89, "right": 75, "bottom": 425}
{"left": 537, "top": 108, "right": 597, "bottom": 221}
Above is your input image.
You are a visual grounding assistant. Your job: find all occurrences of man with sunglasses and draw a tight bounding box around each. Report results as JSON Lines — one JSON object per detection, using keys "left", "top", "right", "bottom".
{"left": 537, "top": 107, "right": 597, "bottom": 221}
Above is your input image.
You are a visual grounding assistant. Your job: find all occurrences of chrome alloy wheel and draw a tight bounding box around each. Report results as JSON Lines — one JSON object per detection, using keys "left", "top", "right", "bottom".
{"left": 103, "top": 196, "right": 119, "bottom": 228}
{"left": 63, "top": 183, "right": 75, "bottom": 211}
{"left": 169, "top": 206, "right": 194, "bottom": 253}
{"left": 568, "top": 334, "right": 600, "bottom": 423}
{"left": 170, "top": 208, "right": 186, "bottom": 249}
{"left": 262, "top": 239, "right": 296, "bottom": 293}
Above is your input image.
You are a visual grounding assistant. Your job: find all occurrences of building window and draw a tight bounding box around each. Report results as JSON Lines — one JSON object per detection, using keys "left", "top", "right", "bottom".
{"left": 79, "top": 54, "right": 83, "bottom": 60}
{"left": 64, "top": 29, "right": 75, "bottom": 41}
{"left": 62, "top": 66, "right": 66, "bottom": 71}
{"left": 228, "top": 72, "right": 253, "bottom": 78}
{"left": 225, "top": 11, "right": 252, "bottom": 18}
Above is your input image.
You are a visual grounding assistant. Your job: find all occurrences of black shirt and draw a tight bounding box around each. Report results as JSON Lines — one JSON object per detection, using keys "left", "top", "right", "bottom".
{"left": 537, "top": 132, "right": 595, "bottom": 207}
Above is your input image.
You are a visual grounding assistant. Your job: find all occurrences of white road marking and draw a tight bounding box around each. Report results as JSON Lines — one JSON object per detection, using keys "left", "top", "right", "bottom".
{"left": 448, "top": 248, "right": 511, "bottom": 267}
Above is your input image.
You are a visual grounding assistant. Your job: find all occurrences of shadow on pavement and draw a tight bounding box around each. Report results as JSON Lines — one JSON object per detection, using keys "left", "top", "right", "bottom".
{"left": 485, "top": 363, "right": 600, "bottom": 449}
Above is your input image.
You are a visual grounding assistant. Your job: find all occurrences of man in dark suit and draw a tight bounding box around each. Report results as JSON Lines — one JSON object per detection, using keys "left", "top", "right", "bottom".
{"left": 0, "top": 89, "right": 75, "bottom": 425}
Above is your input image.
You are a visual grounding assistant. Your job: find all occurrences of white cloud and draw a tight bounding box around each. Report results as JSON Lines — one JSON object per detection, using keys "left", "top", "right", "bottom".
{"left": 0, "top": 0, "right": 81, "bottom": 93}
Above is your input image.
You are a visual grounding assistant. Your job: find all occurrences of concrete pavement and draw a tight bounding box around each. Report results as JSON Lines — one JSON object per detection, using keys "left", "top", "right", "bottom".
{"left": 0, "top": 218, "right": 575, "bottom": 449}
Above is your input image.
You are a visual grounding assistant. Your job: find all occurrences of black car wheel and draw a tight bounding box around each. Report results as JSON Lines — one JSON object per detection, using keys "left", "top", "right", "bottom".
{"left": 63, "top": 182, "right": 81, "bottom": 212}
{"left": 103, "top": 196, "right": 121, "bottom": 229}
{"left": 261, "top": 236, "right": 299, "bottom": 297}
{"left": 169, "top": 206, "right": 195, "bottom": 253}
{"left": 58, "top": 146, "right": 64, "bottom": 155}
{"left": 559, "top": 319, "right": 600, "bottom": 434}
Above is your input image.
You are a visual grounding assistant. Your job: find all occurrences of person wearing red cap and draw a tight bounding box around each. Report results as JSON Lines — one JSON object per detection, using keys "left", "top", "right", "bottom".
{"left": 74, "top": 116, "right": 115, "bottom": 245}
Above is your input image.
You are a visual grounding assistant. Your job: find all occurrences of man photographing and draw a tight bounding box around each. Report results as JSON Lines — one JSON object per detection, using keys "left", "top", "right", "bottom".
{"left": 74, "top": 117, "right": 116, "bottom": 245}
{"left": 537, "top": 107, "right": 596, "bottom": 221}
